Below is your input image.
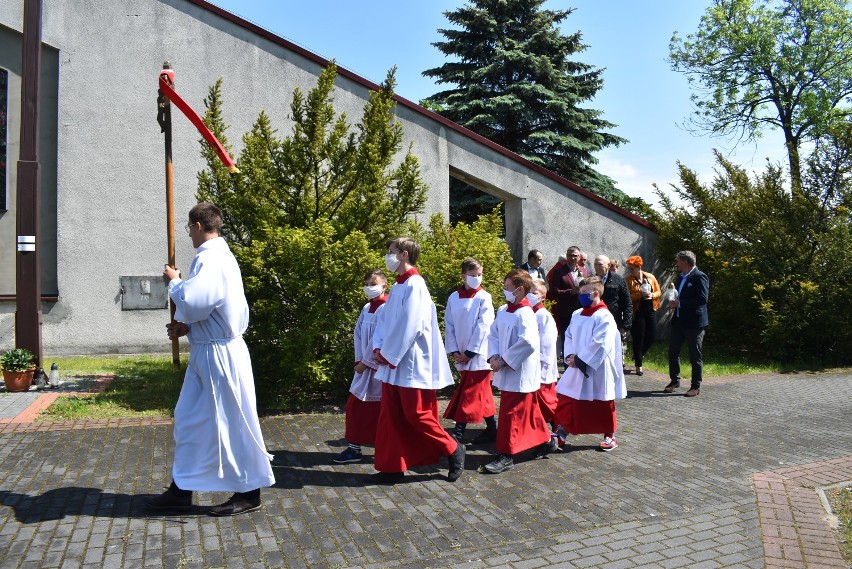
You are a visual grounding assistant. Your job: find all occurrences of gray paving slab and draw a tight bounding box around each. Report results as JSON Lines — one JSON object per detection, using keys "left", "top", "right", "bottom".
{"left": 0, "top": 391, "right": 40, "bottom": 419}
{"left": 0, "top": 372, "right": 849, "bottom": 568}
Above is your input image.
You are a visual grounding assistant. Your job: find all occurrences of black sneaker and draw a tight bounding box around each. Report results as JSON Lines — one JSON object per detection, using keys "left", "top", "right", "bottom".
{"left": 482, "top": 454, "right": 513, "bottom": 474}
{"left": 447, "top": 441, "right": 466, "bottom": 482}
{"left": 533, "top": 437, "right": 560, "bottom": 459}
{"left": 470, "top": 426, "right": 497, "bottom": 445}
{"left": 331, "top": 447, "right": 363, "bottom": 464}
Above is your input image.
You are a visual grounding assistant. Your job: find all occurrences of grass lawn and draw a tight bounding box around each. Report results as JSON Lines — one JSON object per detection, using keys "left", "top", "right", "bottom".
{"left": 637, "top": 341, "right": 799, "bottom": 377}
{"left": 38, "top": 355, "right": 187, "bottom": 420}
{"left": 827, "top": 485, "right": 852, "bottom": 563}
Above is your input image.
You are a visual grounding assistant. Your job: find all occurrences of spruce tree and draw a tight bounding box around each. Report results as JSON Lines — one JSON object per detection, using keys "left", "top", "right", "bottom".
{"left": 423, "top": 0, "right": 627, "bottom": 201}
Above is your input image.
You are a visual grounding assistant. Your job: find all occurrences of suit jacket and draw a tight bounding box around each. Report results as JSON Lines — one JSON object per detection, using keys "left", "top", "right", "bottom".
{"left": 673, "top": 267, "right": 709, "bottom": 328}
{"left": 601, "top": 272, "right": 632, "bottom": 330}
{"left": 520, "top": 262, "right": 546, "bottom": 282}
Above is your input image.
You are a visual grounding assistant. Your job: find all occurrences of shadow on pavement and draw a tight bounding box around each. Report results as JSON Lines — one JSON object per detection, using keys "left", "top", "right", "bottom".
{"left": 0, "top": 488, "right": 194, "bottom": 523}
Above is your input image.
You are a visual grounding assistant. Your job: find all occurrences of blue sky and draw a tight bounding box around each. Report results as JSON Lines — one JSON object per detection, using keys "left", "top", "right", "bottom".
{"left": 210, "top": 0, "right": 787, "bottom": 207}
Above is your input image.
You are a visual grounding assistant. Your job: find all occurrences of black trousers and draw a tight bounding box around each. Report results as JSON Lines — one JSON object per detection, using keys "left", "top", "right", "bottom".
{"left": 668, "top": 323, "right": 705, "bottom": 389}
{"left": 631, "top": 312, "right": 656, "bottom": 367}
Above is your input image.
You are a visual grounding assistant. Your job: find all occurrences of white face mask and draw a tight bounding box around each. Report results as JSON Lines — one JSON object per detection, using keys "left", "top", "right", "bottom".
{"left": 526, "top": 292, "right": 540, "bottom": 306}
{"left": 364, "top": 284, "right": 384, "bottom": 299}
{"left": 503, "top": 287, "right": 518, "bottom": 303}
{"left": 385, "top": 252, "right": 401, "bottom": 273}
{"left": 465, "top": 275, "right": 483, "bottom": 289}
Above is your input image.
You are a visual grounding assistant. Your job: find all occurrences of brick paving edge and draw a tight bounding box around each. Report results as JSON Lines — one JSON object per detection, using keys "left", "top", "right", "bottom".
{"left": 754, "top": 456, "right": 852, "bottom": 568}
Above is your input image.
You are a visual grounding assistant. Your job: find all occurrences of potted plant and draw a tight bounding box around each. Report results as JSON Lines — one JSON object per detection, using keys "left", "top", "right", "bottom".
{"left": 1, "top": 348, "right": 36, "bottom": 392}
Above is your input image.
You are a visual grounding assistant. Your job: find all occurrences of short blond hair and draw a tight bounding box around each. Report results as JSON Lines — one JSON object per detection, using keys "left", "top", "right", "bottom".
{"left": 579, "top": 275, "right": 604, "bottom": 295}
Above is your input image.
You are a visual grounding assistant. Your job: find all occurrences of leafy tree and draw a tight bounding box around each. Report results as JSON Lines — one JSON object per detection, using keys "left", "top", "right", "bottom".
{"left": 654, "top": 126, "right": 852, "bottom": 364}
{"left": 422, "top": 0, "right": 630, "bottom": 205}
{"left": 669, "top": 0, "right": 852, "bottom": 193}
{"left": 195, "top": 64, "right": 429, "bottom": 407}
{"left": 413, "top": 208, "right": 515, "bottom": 326}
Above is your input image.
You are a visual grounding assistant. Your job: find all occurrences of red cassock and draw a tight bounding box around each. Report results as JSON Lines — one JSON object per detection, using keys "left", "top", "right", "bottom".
{"left": 554, "top": 394, "right": 617, "bottom": 435}
{"left": 535, "top": 382, "right": 558, "bottom": 424}
{"left": 344, "top": 394, "right": 381, "bottom": 445}
{"left": 374, "top": 383, "right": 457, "bottom": 473}
{"left": 443, "top": 369, "right": 495, "bottom": 423}
{"left": 496, "top": 391, "right": 551, "bottom": 455}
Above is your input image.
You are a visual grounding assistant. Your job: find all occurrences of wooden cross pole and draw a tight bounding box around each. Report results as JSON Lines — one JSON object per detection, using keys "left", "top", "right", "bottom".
{"left": 157, "top": 61, "right": 180, "bottom": 370}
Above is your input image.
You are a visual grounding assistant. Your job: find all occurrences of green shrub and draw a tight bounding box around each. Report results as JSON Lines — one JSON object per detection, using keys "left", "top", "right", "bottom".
{"left": 1, "top": 348, "right": 36, "bottom": 372}
{"left": 414, "top": 209, "right": 515, "bottom": 327}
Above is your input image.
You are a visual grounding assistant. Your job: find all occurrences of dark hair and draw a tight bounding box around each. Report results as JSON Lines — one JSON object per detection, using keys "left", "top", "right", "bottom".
{"left": 527, "top": 249, "right": 542, "bottom": 261}
{"left": 188, "top": 202, "right": 223, "bottom": 233}
{"left": 387, "top": 237, "right": 420, "bottom": 265}
{"left": 504, "top": 269, "right": 534, "bottom": 294}
{"left": 676, "top": 250, "right": 697, "bottom": 267}
{"left": 363, "top": 269, "right": 387, "bottom": 283}
{"left": 461, "top": 257, "right": 482, "bottom": 272}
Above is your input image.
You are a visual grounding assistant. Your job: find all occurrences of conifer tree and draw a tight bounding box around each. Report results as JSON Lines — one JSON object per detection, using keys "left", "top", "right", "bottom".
{"left": 423, "top": 0, "right": 627, "bottom": 201}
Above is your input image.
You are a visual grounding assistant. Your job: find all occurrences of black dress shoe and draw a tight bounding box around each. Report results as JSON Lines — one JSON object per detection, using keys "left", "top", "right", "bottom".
{"left": 144, "top": 490, "right": 193, "bottom": 511}
{"left": 447, "top": 441, "right": 466, "bottom": 482}
{"left": 208, "top": 495, "right": 261, "bottom": 517}
{"left": 371, "top": 471, "right": 405, "bottom": 484}
{"left": 663, "top": 380, "right": 681, "bottom": 393}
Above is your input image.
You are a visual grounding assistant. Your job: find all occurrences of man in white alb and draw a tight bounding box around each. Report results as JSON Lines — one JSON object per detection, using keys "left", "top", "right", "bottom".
{"left": 145, "top": 202, "right": 275, "bottom": 516}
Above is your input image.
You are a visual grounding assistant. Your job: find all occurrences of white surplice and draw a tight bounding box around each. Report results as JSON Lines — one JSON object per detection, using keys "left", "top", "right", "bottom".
{"left": 372, "top": 270, "right": 453, "bottom": 390}
{"left": 350, "top": 299, "right": 386, "bottom": 401}
{"left": 533, "top": 305, "right": 559, "bottom": 384}
{"left": 168, "top": 236, "right": 275, "bottom": 492}
{"left": 556, "top": 307, "right": 627, "bottom": 401}
{"left": 444, "top": 288, "right": 495, "bottom": 372}
{"left": 487, "top": 302, "right": 541, "bottom": 393}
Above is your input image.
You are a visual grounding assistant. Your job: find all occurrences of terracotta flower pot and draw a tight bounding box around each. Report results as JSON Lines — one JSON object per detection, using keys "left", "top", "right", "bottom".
{"left": 3, "top": 369, "right": 35, "bottom": 392}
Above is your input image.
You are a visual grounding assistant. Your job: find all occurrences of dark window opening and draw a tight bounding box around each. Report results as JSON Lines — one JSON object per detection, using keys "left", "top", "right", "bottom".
{"left": 449, "top": 176, "right": 504, "bottom": 234}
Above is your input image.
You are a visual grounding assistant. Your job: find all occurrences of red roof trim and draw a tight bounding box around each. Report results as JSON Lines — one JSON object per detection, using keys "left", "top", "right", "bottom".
{"left": 190, "top": 0, "right": 654, "bottom": 229}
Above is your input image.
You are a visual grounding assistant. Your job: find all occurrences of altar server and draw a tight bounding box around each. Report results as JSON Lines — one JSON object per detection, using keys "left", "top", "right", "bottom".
{"left": 444, "top": 258, "right": 497, "bottom": 444}
{"left": 371, "top": 237, "right": 466, "bottom": 483}
{"left": 555, "top": 276, "right": 627, "bottom": 452}
{"left": 146, "top": 202, "right": 275, "bottom": 516}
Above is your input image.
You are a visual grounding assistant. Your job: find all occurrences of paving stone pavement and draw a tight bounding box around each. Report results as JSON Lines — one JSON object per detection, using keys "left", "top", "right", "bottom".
{"left": 0, "top": 371, "right": 849, "bottom": 569}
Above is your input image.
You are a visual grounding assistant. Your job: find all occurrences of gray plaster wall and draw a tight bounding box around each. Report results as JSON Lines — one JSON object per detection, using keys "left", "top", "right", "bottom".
{"left": 0, "top": 0, "right": 657, "bottom": 355}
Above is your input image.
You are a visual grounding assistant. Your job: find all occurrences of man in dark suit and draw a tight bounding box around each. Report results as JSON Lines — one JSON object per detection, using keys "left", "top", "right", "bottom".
{"left": 665, "top": 250, "right": 709, "bottom": 397}
{"left": 593, "top": 255, "right": 632, "bottom": 332}
{"left": 520, "top": 249, "right": 546, "bottom": 282}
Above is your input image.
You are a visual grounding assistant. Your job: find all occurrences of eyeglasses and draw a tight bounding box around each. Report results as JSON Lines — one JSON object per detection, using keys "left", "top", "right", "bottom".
{"left": 185, "top": 222, "right": 195, "bottom": 235}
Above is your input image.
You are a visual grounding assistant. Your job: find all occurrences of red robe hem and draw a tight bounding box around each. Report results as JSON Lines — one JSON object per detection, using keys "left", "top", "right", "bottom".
{"left": 496, "top": 391, "right": 551, "bottom": 456}
{"left": 554, "top": 394, "right": 617, "bottom": 435}
{"left": 443, "top": 369, "right": 495, "bottom": 423}
{"left": 344, "top": 394, "right": 381, "bottom": 445}
{"left": 374, "top": 383, "right": 457, "bottom": 473}
{"left": 535, "top": 383, "right": 558, "bottom": 424}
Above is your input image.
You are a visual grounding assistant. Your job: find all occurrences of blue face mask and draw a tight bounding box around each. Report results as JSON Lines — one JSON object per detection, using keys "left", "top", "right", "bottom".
{"left": 579, "top": 293, "right": 594, "bottom": 307}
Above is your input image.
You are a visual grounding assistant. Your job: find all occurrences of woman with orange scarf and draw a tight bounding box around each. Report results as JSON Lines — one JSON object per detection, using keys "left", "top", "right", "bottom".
{"left": 624, "top": 256, "right": 661, "bottom": 376}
